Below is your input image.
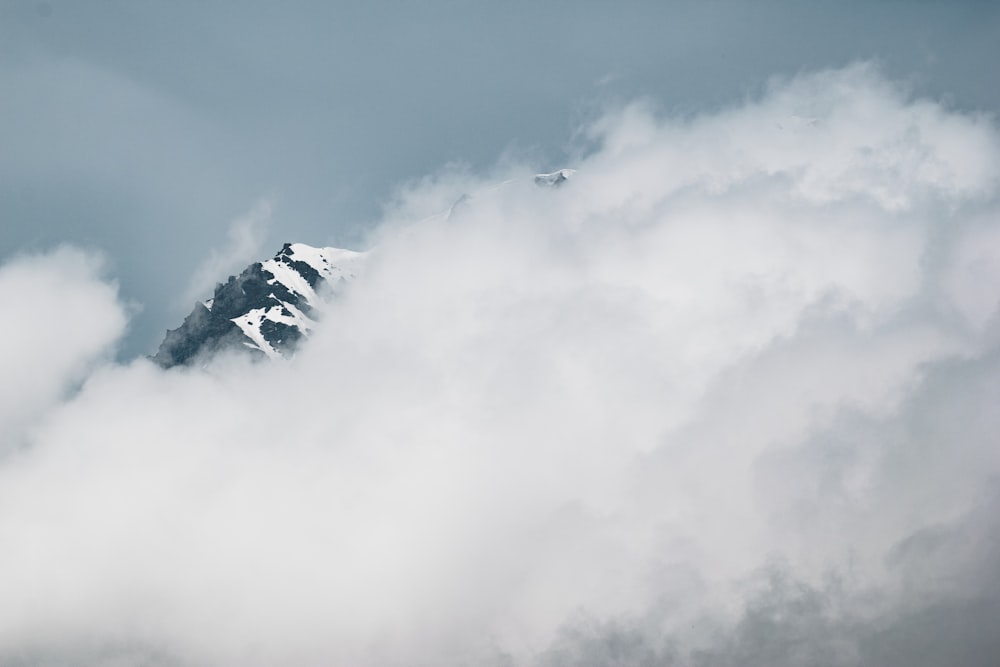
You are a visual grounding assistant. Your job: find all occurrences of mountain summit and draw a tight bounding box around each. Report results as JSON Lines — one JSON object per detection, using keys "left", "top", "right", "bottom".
{"left": 153, "top": 242, "right": 365, "bottom": 367}
{"left": 154, "top": 170, "right": 572, "bottom": 367}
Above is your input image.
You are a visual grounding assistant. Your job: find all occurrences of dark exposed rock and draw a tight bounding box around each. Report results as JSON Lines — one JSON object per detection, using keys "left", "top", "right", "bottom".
{"left": 152, "top": 301, "right": 250, "bottom": 367}
{"left": 152, "top": 243, "right": 352, "bottom": 368}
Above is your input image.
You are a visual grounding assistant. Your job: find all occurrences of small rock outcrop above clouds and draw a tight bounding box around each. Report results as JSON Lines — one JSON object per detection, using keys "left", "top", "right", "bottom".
{"left": 534, "top": 169, "right": 576, "bottom": 187}
{"left": 153, "top": 243, "right": 366, "bottom": 367}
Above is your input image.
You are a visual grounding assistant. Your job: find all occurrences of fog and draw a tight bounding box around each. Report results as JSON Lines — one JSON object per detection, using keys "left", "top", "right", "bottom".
{"left": 1, "top": 64, "right": 999, "bottom": 666}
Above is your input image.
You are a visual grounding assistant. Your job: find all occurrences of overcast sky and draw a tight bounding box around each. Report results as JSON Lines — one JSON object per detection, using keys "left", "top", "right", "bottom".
{"left": 2, "top": 0, "right": 999, "bottom": 357}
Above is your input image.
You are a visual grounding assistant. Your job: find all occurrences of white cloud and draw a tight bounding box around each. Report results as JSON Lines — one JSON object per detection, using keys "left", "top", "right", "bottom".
{"left": 0, "top": 247, "right": 125, "bottom": 447}
{"left": 1, "top": 64, "right": 999, "bottom": 666}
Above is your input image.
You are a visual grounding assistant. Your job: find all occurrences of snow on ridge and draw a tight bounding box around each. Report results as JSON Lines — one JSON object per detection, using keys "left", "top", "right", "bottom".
{"left": 289, "top": 244, "right": 369, "bottom": 291}
{"left": 229, "top": 243, "right": 368, "bottom": 360}
{"left": 262, "top": 244, "right": 368, "bottom": 303}
{"left": 287, "top": 243, "right": 365, "bottom": 275}
{"left": 261, "top": 256, "right": 320, "bottom": 304}
{"left": 231, "top": 307, "right": 279, "bottom": 359}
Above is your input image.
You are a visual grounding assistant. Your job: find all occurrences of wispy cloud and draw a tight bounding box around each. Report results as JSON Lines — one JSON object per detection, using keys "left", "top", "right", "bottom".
{"left": 0, "top": 246, "right": 124, "bottom": 448}
{"left": 182, "top": 198, "right": 274, "bottom": 306}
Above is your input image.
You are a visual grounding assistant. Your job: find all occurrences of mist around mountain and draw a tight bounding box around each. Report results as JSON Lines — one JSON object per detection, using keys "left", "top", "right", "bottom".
{"left": 2, "top": 65, "right": 1000, "bottom": 667}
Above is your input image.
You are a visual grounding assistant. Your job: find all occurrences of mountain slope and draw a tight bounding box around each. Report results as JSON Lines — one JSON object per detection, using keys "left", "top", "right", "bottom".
{"left": 153, "top": 242, "right": 365, "bottom": 367}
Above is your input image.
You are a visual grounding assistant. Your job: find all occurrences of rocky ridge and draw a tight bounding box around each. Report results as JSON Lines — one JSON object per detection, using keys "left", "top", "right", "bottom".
{"left": 153, "top": 242, "right": 365, "bottom": 367}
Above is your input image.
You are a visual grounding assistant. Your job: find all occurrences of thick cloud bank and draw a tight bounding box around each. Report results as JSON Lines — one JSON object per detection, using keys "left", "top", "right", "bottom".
{"left": 0, "top": 247, "right": 125, "bottom": 447}
{"left": 2, "top": 64, "right": 1000, "bottom": 666}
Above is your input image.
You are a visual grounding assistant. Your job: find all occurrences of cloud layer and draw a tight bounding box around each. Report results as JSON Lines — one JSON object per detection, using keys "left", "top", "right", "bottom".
{"left": 0, "top": 247, "right": 125, "bottom": 448}
{"left": 2, "top": 64, "right": 999, "bottom": 666}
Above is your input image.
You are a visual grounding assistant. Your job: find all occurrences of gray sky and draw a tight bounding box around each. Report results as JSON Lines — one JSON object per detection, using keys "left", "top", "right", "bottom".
{"left": 2, "top": 0, "right": 999, "bottom": 357}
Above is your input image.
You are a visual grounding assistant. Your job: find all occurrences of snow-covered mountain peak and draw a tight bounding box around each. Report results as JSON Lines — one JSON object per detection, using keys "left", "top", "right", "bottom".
{"left": 154, "top": 169, "right": 574, "bottom": 367}
{"left": 154, "top": 242, "right": 366, "bottom": 367}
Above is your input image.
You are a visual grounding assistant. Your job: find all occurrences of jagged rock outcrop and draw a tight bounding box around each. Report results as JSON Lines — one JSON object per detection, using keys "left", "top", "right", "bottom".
{"left": 153, "top": 242, "right": 365, "bottom": 367}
